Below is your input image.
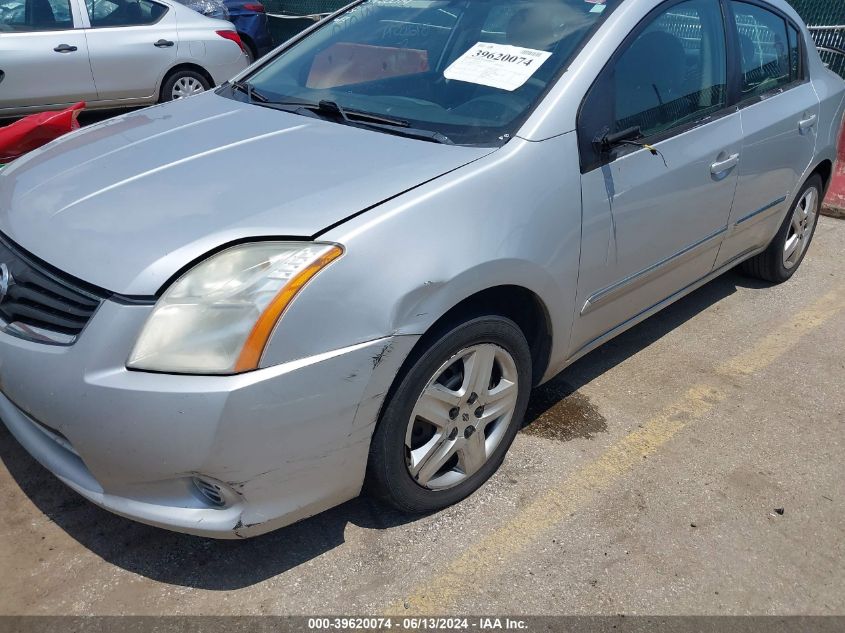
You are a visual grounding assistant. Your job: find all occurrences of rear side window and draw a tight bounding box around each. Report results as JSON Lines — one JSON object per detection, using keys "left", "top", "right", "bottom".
{"left": 85, "top": 0, "right": 166, "bottom": 27}
{"left": 0, "top": 0, "right": 72, "bottom": 32}
{"left": 731, "top": 1, "right": 797, "bottom": 99}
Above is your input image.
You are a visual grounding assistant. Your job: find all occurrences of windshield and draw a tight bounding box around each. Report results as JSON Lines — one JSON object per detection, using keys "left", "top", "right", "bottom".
{"left": 237, "top": 0, "right": 620, "bottom": 145}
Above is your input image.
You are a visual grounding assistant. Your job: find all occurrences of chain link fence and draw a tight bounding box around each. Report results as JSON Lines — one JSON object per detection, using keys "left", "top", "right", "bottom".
{"left": 788, "top": 1, "right": 845, "bottom": 77}
{"left": 810, "top": 26, "right": 845, "bottom": 77}
{"left": 262, "top": 0, "right": 347, "bottom": 47}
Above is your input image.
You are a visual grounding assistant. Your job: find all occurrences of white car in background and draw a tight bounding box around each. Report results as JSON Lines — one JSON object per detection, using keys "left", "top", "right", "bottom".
{"left": 0, "top": 0, "right": 249, "bottom": 117}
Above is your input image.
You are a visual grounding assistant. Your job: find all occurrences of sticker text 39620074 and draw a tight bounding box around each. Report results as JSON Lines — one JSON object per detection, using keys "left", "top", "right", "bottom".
{"left": 444, "top": 42, "right": 552, "bottom": 92}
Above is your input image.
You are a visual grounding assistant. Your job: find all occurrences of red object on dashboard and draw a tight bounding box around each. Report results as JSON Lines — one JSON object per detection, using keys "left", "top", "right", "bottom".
{"left": 307, "top": 43, "right": 429, "bottom": 89}
{"left": 0, "top": 101, "right": 85, "bottom": 164}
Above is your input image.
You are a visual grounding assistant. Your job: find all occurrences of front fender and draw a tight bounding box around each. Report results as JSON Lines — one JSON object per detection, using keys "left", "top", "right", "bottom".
{"left": 261, "top": 134, "right": 584, "bottom": 383}
{"left": 386, "top": 258, "right": 559, "bottom": 336}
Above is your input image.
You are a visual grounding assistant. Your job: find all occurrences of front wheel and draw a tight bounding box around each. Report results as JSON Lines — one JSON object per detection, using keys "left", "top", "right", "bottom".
{"left": 741, "top": 175, "right": 823, "bottom": 283}
{"left": 366, "top": 315, "right": 532, "bottom": 513}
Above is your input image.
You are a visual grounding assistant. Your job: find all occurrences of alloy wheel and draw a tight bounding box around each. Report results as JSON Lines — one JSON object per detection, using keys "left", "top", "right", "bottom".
{"left": 783, "top": 186, "right": 819, "bottom": 269}
{"left": 405, "top": 343, "right": 519, "bottom": 491}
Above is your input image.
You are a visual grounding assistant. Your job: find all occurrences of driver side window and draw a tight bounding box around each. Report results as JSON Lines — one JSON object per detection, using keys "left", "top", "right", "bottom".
{"left": 615, "top": 0, "right": 727, "bottom": 137}
{"left": 578, "top": 0, "right": 729, "bottom": 172}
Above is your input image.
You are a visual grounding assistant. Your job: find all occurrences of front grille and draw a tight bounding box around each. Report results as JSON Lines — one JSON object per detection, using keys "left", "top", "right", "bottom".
{"left": 0, "top": 233, "right": 105, "bottom": 344}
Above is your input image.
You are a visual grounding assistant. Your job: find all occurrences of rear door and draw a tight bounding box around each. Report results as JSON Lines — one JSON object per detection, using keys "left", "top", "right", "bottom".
{"left": 81, "top": 0, "right": 177, "bottom": 100}
{"left": 570, "top": 0, "right": 741, "bottom": 359}
{"left": 715, "top": 0, "right": 820, "bottom": 266}
{"left": 0, "top": 0, "right": 97, "bottom": 109}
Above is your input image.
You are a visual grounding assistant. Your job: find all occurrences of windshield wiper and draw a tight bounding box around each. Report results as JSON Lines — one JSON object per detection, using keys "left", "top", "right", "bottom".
{"left": 312, "top": 100, "right": 410, "bottom": 127}
{"left": 310, "top": 101, "right": 455, "bottom": 144}
{"left": 246, "top": 97, "right": 455, "bottom": 145}
{"left": 346, "top": 119, "right": 455, "bottom": 145}
{"left": 231, "top": 80, "right": 270, "bottom": 103}
{"left": 261, "top": 98, "right": 409, "bottom": 124}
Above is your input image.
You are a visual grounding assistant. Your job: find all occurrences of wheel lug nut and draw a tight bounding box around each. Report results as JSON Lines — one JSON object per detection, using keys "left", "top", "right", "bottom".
{"left": 464, "top": 426, "right": 475, "bottom": 438}
{"left": 467, "top": 392, "right": 478, "bottom": 405}
{"left": 474, "top": 406, "right": 484, "bottom": 418}
{"left": 449, "top": 407, "right": 459, "bottom": 420}
{"left": 448, "top": 428, "right": 459, "bottom": 441}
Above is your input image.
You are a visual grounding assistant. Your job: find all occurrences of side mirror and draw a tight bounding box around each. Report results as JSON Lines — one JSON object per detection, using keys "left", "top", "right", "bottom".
{"left": 594, "top": 125, "right": 642, "bottom": 152}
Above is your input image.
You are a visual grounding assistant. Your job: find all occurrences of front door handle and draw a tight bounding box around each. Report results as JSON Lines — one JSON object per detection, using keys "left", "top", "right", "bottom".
{"left": 798, "top": 114, "right": 818, "bottom": 132}
{"left": 53, "top": 44, "right": 78, "bottom": 53}
{"left": 154, "top": 39, "right": 174, "bottom": 47}
{"left": 710, "top": 153, "right": 740, "bottom": 175}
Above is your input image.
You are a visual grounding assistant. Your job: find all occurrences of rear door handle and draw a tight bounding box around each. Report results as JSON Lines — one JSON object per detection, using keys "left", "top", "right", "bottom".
{"left": 53, "top": 44, "right": 78, "bottom": 53}
{"left": 154, "top": 39, "right": 174, "bottom": 47}
{"left": 710, "top": 153, "right": 740, "bottom": 175}
{"left": 798, "top": 114, "right": 818, "bottom": 132}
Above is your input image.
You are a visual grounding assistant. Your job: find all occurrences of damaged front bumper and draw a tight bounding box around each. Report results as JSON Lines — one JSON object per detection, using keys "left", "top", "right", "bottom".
{"left": 0, "top": 299, "right": 416, "bottom": 538}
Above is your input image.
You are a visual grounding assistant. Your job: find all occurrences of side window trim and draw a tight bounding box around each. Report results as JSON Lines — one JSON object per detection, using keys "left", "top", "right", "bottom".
{"left": 576, "top": 0, "right": 735, "bottom": 174}
{"left": 73, "top": 0, "right": 92, "bottom": 28}
{"left": 726, "top": 0, "right": 809, "bottom": 110}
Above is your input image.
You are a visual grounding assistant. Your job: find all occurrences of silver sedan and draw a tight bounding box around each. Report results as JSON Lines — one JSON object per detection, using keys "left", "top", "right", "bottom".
{"left": 0, "top": 0, "right": 842, "bottom": 538}
{"left": 0, "top": 0, "right": 249, "bottom": 117}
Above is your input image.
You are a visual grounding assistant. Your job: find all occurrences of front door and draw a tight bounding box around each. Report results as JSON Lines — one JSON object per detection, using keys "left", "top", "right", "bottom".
{"left": 0, "top": 0, "right": 97, "bottom": 110}
{"left": 570, "top": 0, "right": 741, "bottom": 359}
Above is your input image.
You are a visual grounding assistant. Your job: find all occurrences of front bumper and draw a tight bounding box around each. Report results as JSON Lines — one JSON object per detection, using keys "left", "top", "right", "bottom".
{"left": 0, "top": 299, "right": 416, "bottom": 538}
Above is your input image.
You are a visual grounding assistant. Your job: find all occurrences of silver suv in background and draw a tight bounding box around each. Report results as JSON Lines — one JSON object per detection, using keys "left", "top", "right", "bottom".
{"left": 0, "top": 0, "right": 249, "bottom": 117}
{"left": 0, "top": 0, "right": 842, "bottom": 538}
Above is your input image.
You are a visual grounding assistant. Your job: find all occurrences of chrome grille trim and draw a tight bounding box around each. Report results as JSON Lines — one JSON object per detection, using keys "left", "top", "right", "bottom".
{"left": 0, "top": 232, "right": 106, "bottom": 344}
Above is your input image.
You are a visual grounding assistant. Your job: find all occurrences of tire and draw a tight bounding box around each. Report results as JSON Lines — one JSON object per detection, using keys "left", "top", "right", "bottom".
{"left": 159, "top": 70, "right": 211, "bottom": 103}
{"left": 243, "top": 39, "right": 257, "bottom": 64}
{"left": 740, "top": 174, "right": 823, "bottom": 283}
{"left": 366, "top": 315, "right": 532, "bottom": 513}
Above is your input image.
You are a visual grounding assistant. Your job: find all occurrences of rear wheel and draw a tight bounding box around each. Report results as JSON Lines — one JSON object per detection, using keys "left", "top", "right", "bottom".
{"left": 242, "top": 38, "right": 257, "bottom": 64}
{"left": 160, "top": 70, "right": 211, "bottom": 103}
{"left": 366, "top": 315, "right": 532, "bottom": 513}
{"left": 741, "top": 175, "right": 822, "bottom": 283}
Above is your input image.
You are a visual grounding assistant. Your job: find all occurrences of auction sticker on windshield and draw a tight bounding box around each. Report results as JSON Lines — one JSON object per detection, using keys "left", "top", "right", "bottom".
{"left": 444, "top": 42, "right": 552, "bottom": 91}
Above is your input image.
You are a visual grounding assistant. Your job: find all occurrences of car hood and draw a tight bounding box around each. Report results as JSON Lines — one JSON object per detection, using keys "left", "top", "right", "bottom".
{"left": 0, "top": 93, "right": 493, "bottom": 295}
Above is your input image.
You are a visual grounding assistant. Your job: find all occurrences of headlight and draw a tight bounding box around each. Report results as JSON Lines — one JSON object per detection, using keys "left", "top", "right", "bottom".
{"left": 127, "top": 242, "right": 342, "bottom": 375}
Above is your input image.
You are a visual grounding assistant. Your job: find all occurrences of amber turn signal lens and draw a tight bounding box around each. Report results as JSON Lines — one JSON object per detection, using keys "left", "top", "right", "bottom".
{"left": 233, "top": 245, "right": 343, "bottom": 372}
